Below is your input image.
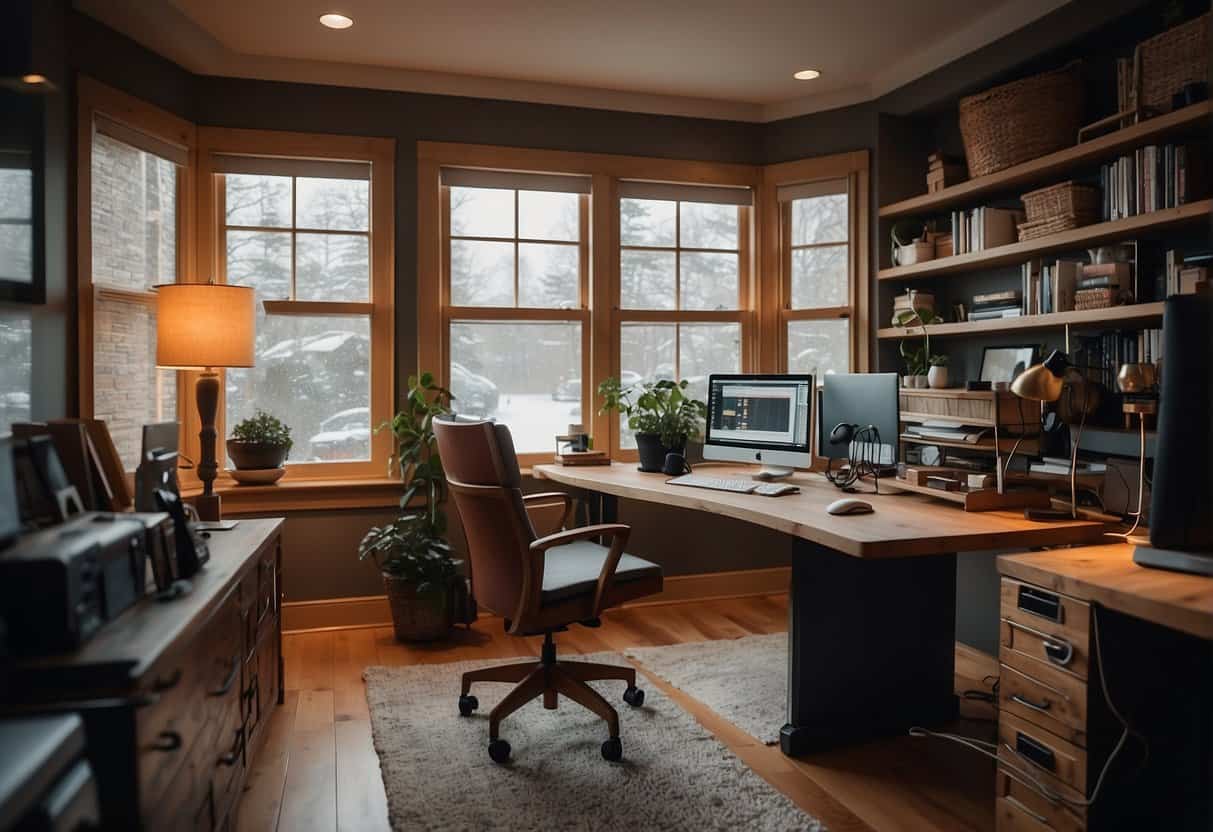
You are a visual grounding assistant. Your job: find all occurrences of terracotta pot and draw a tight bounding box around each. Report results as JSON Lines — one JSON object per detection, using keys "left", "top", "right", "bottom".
{"left": 928, "top": 366, "right": 950, "bottom": 388}
{"left": 635, "top": 432, "right": 686, "bottom": 473}
{"left": 226, "top": 440, "right": 289, "bottom": 470}
{"left": 383, "top": 574, "right": 450, "bottom": 642}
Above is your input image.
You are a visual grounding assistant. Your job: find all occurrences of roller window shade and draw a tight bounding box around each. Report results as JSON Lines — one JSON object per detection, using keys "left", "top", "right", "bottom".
{"left": 94, "top": 115, "right": 189, "bottom": 167}
{"left": 440, "top": 167, "right": 591, "bottom": 194}
{"left": 617, "top": 180, "right": 752, "bottom": 206}
{"left": 212, "top": 154, "right": 371, "bottom": 181}
{"left": 776, "top": 178, "right": 848, "bottom": 203}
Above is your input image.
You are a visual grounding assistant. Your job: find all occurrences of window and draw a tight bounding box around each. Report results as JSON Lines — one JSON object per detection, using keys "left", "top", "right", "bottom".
{"left": 0, "top": 308, "right": 30, "bottom": 434}
{"left": 201, "top": 138, "right": 394, "bottom": 479}
{"left": 779, "top": 178, "right": 855, "bottom": 378}
{"left": 440, "top": 168, "right": 590, "bottom": 456}
{"left": 617, "top": 183, "right": 750, "bottom": 447}
{"left": 79, "top": 84, "right": 191, "bottom": 471}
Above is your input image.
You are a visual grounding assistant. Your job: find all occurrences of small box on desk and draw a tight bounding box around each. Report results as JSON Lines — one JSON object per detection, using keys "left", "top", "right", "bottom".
{"left": 554, "top": 450, "right": 611, "bottom": 466}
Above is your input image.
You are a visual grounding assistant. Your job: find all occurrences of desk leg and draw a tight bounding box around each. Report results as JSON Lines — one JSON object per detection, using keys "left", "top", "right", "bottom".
{"left": 780, "top": 540, "right": 958, "bottom": 756}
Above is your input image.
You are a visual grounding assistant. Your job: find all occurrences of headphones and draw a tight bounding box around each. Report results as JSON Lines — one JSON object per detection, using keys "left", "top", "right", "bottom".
{"left": 825, "top": 422, "right": 883, "bottom": 492}
{"left": 828, "top": 422, "right": 856, "bottom": 447}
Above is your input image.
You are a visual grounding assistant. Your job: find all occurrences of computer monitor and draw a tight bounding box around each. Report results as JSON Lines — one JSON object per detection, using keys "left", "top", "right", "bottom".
{"left": 703, "top": 374, "right": 813, "bottom": 479}
{"left": 818, "top": 373, "right": 900, "bottom": 464}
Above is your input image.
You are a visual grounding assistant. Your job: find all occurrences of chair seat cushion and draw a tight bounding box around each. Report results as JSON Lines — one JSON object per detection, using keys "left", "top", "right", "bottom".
{"left": 541, "top": 541, "right": 662, "bottom": 605}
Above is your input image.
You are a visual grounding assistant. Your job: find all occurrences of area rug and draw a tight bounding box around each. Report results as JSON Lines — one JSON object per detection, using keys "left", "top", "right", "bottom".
{"left": 364, "top": 651, "right": 820, "bottom": 831}
{"left": 624, "top": 633, "right": 788, "bottom": 745}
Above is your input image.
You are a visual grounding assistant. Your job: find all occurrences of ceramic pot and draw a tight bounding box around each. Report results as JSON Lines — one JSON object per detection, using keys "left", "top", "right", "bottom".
{"left": 383, "top": 574, "right": 450, "bottom": 642}
{"left": 635, "top": 432, "right": 686, "bottom": 473}
{"left": 913, "top": 375, "right": 930, "bottom": 389}
{"left": 226, "top": 440, "right": 289, "bottom": 470}
{"left": 928, "top": 366, "right": 949, "bottom": 388}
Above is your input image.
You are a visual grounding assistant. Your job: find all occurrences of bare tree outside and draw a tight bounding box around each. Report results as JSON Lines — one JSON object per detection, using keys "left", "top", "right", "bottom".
{"left": 788, "top": 191, "right": 851, "bottom": 378}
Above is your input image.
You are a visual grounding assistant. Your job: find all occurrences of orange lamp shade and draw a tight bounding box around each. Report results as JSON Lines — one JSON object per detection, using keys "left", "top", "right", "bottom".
{"left": 155, "top": 283, "right": 256, "bottom": 369}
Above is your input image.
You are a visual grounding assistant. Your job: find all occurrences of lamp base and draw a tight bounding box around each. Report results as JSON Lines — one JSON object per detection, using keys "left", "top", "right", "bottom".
{"left": 1133, "top": 545, "right": 1213, "bottom": 577}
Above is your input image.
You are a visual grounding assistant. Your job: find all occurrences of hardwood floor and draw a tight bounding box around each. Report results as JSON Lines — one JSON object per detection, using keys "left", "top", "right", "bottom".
{"left": 238, "top": 594, "right": 997, "bottom": 832}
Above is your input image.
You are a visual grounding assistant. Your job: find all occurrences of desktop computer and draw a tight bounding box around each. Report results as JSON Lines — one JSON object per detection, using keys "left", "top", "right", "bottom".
{"left": 817, "top": 373, "right": 900, "bottom": 464}
{"left": 702, "top": 374, "right": 813, "bottom": 478}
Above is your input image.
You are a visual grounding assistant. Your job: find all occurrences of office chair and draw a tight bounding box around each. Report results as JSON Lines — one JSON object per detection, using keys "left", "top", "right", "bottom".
{"left": 433, "top": 417, "right": 663, "bottom": 763}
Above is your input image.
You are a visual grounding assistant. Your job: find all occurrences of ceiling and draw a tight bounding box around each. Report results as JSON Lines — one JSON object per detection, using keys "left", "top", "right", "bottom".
{"left": 76, "top": 0, "right": 1070, "bottom": 122}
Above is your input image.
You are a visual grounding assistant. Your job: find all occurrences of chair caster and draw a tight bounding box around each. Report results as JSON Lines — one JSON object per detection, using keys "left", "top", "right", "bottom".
{"left": 623, "top": 686, "right": 644, "bottom": 707}
{"left": 488, "top": 739, "right": 511, "bottom": 764}
{"left": 458, "top": 694, "right": 478, "bottom": 716}
{"left": 601, "top": 736, "right": 623, "bottom": 762}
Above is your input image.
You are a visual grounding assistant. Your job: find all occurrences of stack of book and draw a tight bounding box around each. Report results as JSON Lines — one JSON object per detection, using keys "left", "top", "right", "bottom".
{"left": 1030, "top": 457, "right": 1107, "bottom": 477}
{"left": 950, "top": 206, "right": 1024, "bottom": 255}
{"left": 1074, "top": 262, "right": 1131, "bottom": 311}
{"left": 1164, "top": 249, "right": 1212, "bottom": 296}
{"left": 892, "top": 290, "right": 935, "bottom": 325}
{"left": 926, "top": 152, "right": 965, "bottom": 193}
{"left": 969, "top": 290, "right": 1022, "bottom": 321}
{"left": 1099, "top": 142, "right": 1207, "bottom": 221}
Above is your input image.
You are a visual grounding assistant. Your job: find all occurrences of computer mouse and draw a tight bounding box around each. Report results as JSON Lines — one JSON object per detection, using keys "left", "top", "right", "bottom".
{"left": 826, "top": 497, "right": 874, "bottom": 516}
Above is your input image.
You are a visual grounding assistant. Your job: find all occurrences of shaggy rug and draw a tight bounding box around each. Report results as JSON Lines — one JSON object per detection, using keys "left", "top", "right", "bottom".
{"left": 624, "top": 633, "right": 788, "bottom": 745}
{"left": 363, "top": 651, "right": 820, "bottom": 831}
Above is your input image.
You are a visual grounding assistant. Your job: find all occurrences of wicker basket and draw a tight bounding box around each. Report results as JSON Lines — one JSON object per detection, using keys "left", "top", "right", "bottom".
{"left": 958, "top": 63, "right": 1084, "bottom": 177}
{"left": 1138, "top": 13, "right": 1210, "bottom": 114}
{"left": 1017, "top": 213, "right": 1097, "bottom": 241}
{"left": 1021, "top": 181, "right": 1101, "bottom": 223}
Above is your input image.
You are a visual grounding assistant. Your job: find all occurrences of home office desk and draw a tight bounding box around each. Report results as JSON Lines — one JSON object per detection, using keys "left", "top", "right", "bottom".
{"left": 532, "top": 462, "right": 1107, "bottom": 756}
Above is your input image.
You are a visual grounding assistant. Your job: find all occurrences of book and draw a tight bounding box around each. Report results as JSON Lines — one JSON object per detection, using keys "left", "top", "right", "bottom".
{"left": 968, "top": 307, "right": 1023, "bottom": 320}
{"left": 973, "top": 290, "right": 1020, "bottom": 305}
{"left": 1078, "top": 276, "right": 1122, "bottom": 290}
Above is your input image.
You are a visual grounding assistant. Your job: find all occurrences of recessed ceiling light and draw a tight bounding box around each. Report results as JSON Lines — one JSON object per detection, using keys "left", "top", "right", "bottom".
{"left": 21, "top": 74, "right": 49, "bottom": 85}
{"left": 793, "top": 69, "right": 822, "bottom": 81}
{"left": 319, "top": 13, "right": 354, "bottom": 29}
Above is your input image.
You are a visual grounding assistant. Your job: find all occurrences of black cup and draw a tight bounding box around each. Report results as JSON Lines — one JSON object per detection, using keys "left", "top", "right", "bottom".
{"left": 662, "top": 452, "right": 690, "bottom": 476}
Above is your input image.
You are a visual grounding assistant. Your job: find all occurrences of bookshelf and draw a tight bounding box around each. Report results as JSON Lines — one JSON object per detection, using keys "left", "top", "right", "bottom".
{"left": 877, "top": 301, "right": 1165, "bottom": 340}
{"left": 878, "top": 101, "right": 1211, "bottom": 219}
{"left": 878, "top": 200, "right": 1210, "bottom": 281}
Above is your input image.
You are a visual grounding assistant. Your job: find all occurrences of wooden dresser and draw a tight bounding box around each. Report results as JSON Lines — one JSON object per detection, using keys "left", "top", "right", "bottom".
{"left": 997, "top": 544, "right": 1213, "bottom": 831}
{"left": 2, "top": 518, "right": 284, "bottom": 831}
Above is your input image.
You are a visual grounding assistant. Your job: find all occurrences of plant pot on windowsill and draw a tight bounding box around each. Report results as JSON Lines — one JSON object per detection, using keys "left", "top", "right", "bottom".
{"left": 225, "top": 441, "right": 290, "bottom": 484}
{"left": 634, "top": 432, "right": 686, "bottom": 473}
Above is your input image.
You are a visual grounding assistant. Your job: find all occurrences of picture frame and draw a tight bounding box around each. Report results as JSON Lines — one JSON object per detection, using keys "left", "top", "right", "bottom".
{"left": 980, "top": 345, "right": 1037, "bottom": 384}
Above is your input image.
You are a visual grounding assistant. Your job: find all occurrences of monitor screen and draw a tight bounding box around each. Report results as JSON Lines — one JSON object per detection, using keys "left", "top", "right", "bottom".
{"left": 818, "top": 373, "right": 900, "bottom": 462}
{"left": 705, "top": 375, "right": 812, "bottom": 452}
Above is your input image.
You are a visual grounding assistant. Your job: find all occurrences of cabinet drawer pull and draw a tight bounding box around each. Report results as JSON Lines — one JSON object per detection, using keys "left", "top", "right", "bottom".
{"left": 150, "top": 731, "right": 182, "bottom": 752}
{"left": 1016, "top": 585, "right": 1063, "bottom": 623}
{"left": 208, "top": 657, "right": 240, "bottom": 697}
{"left": 1005, "top": 795, "right": 1050, "bottom": 825}
{"left": 152, "top": 669, "right": 182, "bottom": 692}
{"left": 1042, "top": 638, "right": 1074, "bottom": 667}
{"left": 1011, "top": 734, "right": 1056, "bottom": 772}
{"left": 1010, "top": 693, "right": 1053, "bottom": 713}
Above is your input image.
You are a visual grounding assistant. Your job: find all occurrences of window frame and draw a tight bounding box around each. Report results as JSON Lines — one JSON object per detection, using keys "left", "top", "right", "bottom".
{"left": 196, "top": 127, "right": 396, "bottom": 483}
{"left": 418, "top": 143, "right": 762, "bottom": 468}
{"left": 76, "top": 76, "right": 195, "bottom": 470}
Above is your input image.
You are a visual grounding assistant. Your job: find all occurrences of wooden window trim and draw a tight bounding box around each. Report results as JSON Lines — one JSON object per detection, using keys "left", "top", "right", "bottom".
{"left": 759, "top": 150, "right": 870, "bottom": 374}
{"left": 76, "top": 76, "right": 197, "bottom": 469}
{"left": 196, "top": 126, "right": 396, "bottom": 484}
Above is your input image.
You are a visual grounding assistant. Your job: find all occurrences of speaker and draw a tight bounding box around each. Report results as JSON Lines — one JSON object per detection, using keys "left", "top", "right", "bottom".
{"left": 1135, "top": 293, "right": 1213, "bottom": 574}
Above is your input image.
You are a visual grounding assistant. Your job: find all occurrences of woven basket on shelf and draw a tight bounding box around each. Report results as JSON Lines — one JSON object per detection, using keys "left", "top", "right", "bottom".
{"left": 1017, "top": 213, "right": 1098, "bottom": 242}
{"left": 1138, "top": 13, "right": 1210, "bottom": 114}
{"left": 1021, "top": 181, "right": 1101, "bottom": 223}
{"left": 958, "top": 62, "right": 1084, "bottom": 178}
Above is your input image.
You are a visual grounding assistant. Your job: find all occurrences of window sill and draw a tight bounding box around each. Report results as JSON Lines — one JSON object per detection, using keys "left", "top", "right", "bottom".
{"left": 181, "top": 476, "right": 406, "bottom": 515}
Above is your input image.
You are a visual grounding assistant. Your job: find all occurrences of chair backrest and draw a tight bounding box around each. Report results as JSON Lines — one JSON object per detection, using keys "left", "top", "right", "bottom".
{"left": 433, "top": 417, "right": 535, "bottom": 620}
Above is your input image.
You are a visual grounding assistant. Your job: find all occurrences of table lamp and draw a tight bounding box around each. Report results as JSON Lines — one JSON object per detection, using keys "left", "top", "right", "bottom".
{"left": 156, "top": 282, "right": 256, "bottom": 521}
{"left": 1011, "top": 350, "right": 1092, "bottom": 520}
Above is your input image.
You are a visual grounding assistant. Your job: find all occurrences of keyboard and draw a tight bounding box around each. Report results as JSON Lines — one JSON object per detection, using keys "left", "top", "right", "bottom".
{"left": 666, "top": 475, "right": 800, "bottom": 497}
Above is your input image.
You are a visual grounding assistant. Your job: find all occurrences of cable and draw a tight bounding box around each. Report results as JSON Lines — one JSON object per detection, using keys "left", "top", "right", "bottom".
{"left": 1105, "top": 412, "right": 1148, "bottom": 541}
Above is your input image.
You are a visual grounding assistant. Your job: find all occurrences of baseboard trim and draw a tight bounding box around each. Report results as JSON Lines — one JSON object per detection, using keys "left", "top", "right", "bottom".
{"left": 282, "top": 566, "right": 791, "bottom": 633}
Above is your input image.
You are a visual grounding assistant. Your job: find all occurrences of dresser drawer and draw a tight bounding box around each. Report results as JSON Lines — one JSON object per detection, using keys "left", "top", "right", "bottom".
{"left": 996, "top": 766, "right": 1085, "bottom": 832}
{"left": 1001, "top": 579, "right": 1089, "bottom": 670}
{"left": 257, "top": 550, "right": 278, "bottom": 634}
{"left": 998, "top": 711, "right": 1087, "bottom": 800}
{"left": 136, "top": 649, "right": 207, "bottom": 819}
{"left": 999, "top": 655, "right": 1088, "bottom": 747}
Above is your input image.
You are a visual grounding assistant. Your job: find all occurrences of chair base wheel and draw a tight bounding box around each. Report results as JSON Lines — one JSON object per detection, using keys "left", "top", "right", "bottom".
{"left": 601, "top": 736, "right": 622, "bottom": 762}
{"left": 458, "top": 694, "right": 478, "bottom": 716}
{"left": 623, "top": 686, "right": 644, "bottom": 707}
{"left": 488, "top": 739, "right": 511, "bottom": 764}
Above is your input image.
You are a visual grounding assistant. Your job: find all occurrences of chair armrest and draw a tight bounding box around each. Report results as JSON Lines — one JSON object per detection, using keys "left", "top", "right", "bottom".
{"left": 522, "top": 492, "right": 574, "bottom": 537}
{"left": 530, "top": 524, "right": 631, "bottom": 617}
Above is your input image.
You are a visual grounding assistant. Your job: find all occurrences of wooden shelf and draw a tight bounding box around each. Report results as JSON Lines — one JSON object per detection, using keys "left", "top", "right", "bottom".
{"left": 878, "top": 201, "right": 1210, "bottom": 281}
{"left": 901, "top": 434, "right": 1038, "bottom": 455}
{"left": 877, "top": 301, "right": 1165, "bottom": 340}
{"left": 878, "top": 102, "right": 1212, "bottom": 218}
{"left": 883, "top": 478, "right": 1051, "bottom": 511}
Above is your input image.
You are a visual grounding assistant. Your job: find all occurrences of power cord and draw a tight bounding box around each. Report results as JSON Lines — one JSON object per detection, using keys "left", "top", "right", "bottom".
{"left": 910, "top": 605, "right": 1147, "bottom": 812}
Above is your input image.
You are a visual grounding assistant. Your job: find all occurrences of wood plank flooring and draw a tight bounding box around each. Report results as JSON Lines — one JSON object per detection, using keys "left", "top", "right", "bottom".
{"left": 238, "top": 595, "right": 997, "bottom": 832}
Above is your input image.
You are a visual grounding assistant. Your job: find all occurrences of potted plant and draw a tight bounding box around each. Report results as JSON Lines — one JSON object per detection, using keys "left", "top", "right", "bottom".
{"left": 598, "top": 377, "right": 707, "bottom": 472}
{"left": 928, "top": 355, "right": 950, "bottom": 389}
{"left": 227, "top": 410, "right": 292, "bottom": 482}
{"left": 359, "top": 373, "right": 461, "bottom": 642}
{"left": 895, "top": 305, "right": 942, "bottom": 389}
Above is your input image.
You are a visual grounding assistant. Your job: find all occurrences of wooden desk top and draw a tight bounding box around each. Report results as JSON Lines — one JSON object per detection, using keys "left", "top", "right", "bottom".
{"left": 11, "top": 518, "right": 284, "bottom": 688}
{"left": 532, "top": 463, "right": 1105, "bottom": 559}
{"left": 999, "top": 544, "right": 1213, "bottom": 640}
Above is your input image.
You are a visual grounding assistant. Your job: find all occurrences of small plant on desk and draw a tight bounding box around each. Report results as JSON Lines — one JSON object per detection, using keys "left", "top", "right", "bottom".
{"left": 927, "top": 354, "right": 950, "bottom": 389}
{"left": 895, "top": 305, "right": 943, "bottom": 389}
{"left": 598, "top": 377, "right": 707, "bottom": 473}
{"left": 359, "top": 372, "right": 465, "bottom": 642}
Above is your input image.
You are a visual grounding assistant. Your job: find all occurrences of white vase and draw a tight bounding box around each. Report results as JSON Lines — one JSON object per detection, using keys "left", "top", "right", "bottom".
{"left": 928, "top": 366, "right": 949, "bottom": 388}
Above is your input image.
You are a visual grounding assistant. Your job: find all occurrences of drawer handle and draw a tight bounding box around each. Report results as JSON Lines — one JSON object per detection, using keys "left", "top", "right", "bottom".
{"left": 152, "top": 669, "right": 182, "bottom": 692}
{"left": 208, "top": 657, "right": 240, "bottom": 698}
{"left": 1042, "top": 638, "right": 1074, "bottom": 667}
{"left": 1010, "top": 693, "right": 1052, "bottom": 714}
{"left": 1016, "top": 585, "right": 1063, "bottom": 623}
{"left": 1012, "top": 734, "right": 1056, "bottom": 772}
{"left": 1005, "top": 795, "right": 1050, "bottom": 825}
{"left": 151, "top": 731, "right": 182, "bottom": 752}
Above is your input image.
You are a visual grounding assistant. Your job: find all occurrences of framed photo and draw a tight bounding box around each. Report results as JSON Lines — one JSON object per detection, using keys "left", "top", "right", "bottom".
{"left": 980, "top": 345, "right": 1037, "bottom": 384}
